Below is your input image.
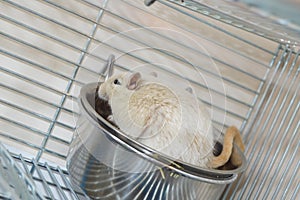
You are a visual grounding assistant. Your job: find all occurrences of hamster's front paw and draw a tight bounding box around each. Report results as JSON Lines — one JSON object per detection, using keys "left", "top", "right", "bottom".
{"left": 106, "top": 114, "right": 120, "bottom": 128}
{"left": 107, "top": 115, "right": 115, "bottom": 123}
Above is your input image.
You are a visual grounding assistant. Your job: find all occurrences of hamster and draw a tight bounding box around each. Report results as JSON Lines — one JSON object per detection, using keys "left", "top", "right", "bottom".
{"left": 98, "top": 71, "right": 244, "bottom": 169}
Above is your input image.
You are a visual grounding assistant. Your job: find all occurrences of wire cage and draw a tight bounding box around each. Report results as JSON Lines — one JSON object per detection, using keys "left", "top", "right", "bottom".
{"left": 0, "top": 0, "right": 299, "bottom": 199}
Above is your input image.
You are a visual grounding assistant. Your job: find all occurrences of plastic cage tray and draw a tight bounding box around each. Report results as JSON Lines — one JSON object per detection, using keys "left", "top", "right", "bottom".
{"left": 0, "top": 0, "right": 299, "bottom": 199}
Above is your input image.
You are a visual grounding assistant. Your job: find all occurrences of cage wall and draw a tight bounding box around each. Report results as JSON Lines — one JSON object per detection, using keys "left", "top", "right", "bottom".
{"left": 0, "top": 0, "right": 299, "bottom": 199}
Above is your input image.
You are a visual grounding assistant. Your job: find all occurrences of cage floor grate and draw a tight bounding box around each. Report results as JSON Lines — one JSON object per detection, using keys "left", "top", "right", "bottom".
{"left": 0, "top": 0, "right": 299, "bottom": 199}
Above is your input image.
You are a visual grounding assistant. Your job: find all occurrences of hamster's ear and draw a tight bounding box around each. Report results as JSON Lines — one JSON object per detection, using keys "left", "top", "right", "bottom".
{"left": 127, "top": 72, "right": 141, "bottom": 90}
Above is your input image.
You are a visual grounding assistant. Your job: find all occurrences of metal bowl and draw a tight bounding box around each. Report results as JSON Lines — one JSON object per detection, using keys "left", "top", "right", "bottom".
{"left": 66, "top": 82, "right": 247, "bottom": 200}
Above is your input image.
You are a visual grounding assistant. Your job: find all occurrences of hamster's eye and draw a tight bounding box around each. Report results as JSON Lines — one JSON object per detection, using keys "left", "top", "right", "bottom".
{"left": 113, "top": 79, "right": 121, "bottom": 85}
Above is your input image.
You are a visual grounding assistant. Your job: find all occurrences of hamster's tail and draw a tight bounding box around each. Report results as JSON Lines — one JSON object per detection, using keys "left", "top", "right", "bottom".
{"left": 209, "top": 126, "right": 245, "bottom": 169}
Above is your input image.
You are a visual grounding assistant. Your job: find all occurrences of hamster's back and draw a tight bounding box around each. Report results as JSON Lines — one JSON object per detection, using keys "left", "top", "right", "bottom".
{"left": 124, "top": 83, "right": 214, "bottom": 166}
{"left": 128, "top": 83, "right": 182, "bottom": 129}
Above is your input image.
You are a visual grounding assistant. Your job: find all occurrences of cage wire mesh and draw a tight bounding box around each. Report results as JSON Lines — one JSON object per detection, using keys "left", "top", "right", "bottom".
{"left": 0, "top": 0, "right": 299, "bottom": 199}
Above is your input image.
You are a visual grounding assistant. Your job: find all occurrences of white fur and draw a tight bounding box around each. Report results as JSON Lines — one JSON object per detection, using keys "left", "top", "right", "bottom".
{"left": 98, "top": 72, "right": 215, "bottom": 168}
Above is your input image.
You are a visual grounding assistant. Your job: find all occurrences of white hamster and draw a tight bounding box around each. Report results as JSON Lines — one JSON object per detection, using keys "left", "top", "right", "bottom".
{"left": 98, "top": 71, "right": 218, "bottom": 168}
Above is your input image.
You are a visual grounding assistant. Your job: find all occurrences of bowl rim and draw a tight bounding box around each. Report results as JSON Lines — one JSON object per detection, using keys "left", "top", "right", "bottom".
{"left": 77, "top": 82, "right": 247, "bottom": 184}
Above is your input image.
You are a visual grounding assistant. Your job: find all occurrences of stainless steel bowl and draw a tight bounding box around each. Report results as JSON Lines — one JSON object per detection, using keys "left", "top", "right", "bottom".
{"left": 67, "top": 82, "right": 247, "bottom": 200}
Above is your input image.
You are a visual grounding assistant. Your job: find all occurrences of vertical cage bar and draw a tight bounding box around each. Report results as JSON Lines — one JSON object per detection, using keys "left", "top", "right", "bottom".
{"left": 222, "top": 45, "right": 288, "bottom": 199}
{"left": 31, "top": 0, "right": 109, "bottom": 172}
{"left": 45, "top": 163, "right": 69, "bottom": 200}
{"left": 270, "top": 122, "right": 299, "bottom": 199}
{"left": 238, "top": 48, "right": 291, "bottom": 199}
{"left": 32, "top": 159, "right": 55, "bottom": 199}
{"left": 246, "top": 50, "right": 297, "bottom": 199}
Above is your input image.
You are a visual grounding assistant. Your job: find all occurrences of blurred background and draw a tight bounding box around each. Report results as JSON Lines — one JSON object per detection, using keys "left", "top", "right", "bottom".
{"left": 238, "top": 0, "right": 300, "bottom": 26}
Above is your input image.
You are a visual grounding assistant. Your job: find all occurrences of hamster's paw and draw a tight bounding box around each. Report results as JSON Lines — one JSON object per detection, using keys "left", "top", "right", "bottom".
{"left": 107, "top": 115, "right": 114, "bottom": 122}
{"left": 107, "top": 115, "right": 117, "bottom": 124}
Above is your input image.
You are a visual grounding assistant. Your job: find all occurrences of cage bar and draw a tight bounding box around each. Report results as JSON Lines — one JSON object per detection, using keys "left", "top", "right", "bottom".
{"left": 0, "top": 0, "right": 299, "bottom": 199}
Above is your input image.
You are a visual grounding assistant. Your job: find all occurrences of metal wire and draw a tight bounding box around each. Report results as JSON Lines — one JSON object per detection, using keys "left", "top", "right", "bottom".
{"left": 17, "top": 154, "right": 89, "bottom": 199}
{"left": 163, "top": 0, "right": 300, "bottom": 46}
{"left": 0, "top": 0, "right": 299, "bottom": 199}
{"left": 222, "top": 47, "right": 300, "bottom": 199}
